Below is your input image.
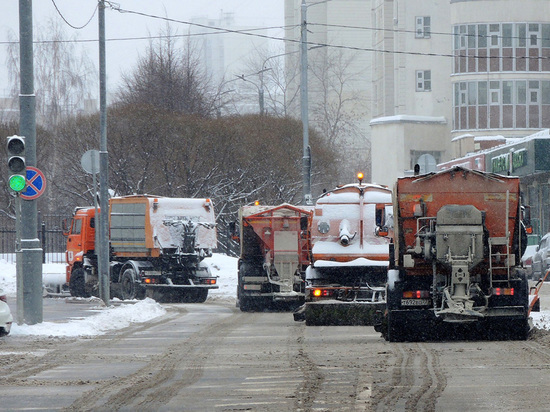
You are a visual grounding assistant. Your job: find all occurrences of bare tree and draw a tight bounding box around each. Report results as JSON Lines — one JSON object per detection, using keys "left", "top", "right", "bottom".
{"left": 5, "top": 19, "right": 96, "bottom": 214}
{"left": 116, "top": 25, "right": 216, "bottom": 117}
{"left": 242, "top": 48, "right": 301, "bottom": 117}
{"left": 6, "top": 18, "right": 96, "bottom": 129}
{"left": 309, "top": 48, "right": 366, "bottom": 149}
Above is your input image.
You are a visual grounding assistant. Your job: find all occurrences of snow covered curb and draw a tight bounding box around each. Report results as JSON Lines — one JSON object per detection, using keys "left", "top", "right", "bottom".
{"left": 10, "top": 298, "right": 166, "bottom": 337}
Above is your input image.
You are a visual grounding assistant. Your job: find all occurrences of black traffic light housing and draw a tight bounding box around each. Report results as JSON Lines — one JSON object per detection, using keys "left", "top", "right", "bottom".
{"left": 7, "top": 135, "right": 26, "bottom": 192}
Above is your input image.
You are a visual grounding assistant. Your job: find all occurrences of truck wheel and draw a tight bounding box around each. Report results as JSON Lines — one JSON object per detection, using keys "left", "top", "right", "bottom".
{"left": 120, "top": 268, "right": 145, "bottom": 300}
{"left": 194, "top": 289, "right": 208, "bottom": 303}
{"left": 69, "top": 268, "right": 91, "bottom": 298}
{"left": 239, "top": 295, "right": 255, "bottom": 312}
{"left": 387, "top": 312, "right": 405, "bottom": 342}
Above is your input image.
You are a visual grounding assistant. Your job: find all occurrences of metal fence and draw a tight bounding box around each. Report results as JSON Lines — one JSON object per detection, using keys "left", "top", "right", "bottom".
{"left": 0, "top": 213, "right": 68, "bottom": 264}
{"left": 0, "top": 214, "right": 238, "bottom": 264}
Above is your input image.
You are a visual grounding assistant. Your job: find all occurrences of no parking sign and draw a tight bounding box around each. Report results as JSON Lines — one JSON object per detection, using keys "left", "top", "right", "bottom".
{"left": 20, "top": 166, "right": 46, "bottom": 200}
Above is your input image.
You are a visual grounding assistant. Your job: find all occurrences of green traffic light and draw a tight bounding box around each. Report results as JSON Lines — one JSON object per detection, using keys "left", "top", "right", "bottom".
{"left": 9, "top": 175, "right": 26, "bottom": 192}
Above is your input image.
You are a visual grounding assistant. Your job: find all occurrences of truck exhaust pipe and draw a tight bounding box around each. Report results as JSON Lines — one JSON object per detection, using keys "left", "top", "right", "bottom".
{"left": 339, "top": 219, "right": 356, "bottom": 246}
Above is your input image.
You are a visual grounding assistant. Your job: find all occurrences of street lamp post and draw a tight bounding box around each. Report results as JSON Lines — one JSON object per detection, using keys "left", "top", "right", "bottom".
{"left": 300, "top": 0, "right": 332, "bottom": 206}
{"left": 237, "top": 68, "right": 271, "bottom": 115}
{"left": 301, "top": 0, "right": 312, "bottom": 205}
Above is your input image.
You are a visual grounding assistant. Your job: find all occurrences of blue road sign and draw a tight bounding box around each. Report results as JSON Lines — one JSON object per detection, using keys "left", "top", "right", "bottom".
{"left": 20, "top": 166, "right": 46, "bottom": 200}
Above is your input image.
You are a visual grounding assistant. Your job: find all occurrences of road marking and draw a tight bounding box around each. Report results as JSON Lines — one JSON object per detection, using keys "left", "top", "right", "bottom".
{"left": 215, "top": 401, "right": 281, "bottom": 407}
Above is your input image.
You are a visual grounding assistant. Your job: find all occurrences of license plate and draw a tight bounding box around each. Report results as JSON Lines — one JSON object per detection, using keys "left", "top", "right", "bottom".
{"left": 401, "top": 299, "right": 430, "bottom": 306}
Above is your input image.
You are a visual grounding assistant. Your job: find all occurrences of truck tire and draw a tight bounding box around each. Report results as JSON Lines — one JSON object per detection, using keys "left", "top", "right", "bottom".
{"left": 194, "top": 288, "right": 208, "bottom": 303}
{"left": 120, "top": 268, "right": 145, "bottom": 300}
{"left": 69, "top": 268, "right": 91, "bottom": 298}
{"left": 387, "top": 311, "right": 405, "bottom": 342}
{"left": 239, "top": 295, "right": 256, "bottom": 312}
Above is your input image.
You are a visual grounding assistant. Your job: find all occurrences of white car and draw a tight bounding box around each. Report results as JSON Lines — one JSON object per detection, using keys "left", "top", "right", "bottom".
{"left": 0, "top": 288, "right": 13, "bottom": 336}
{"left": 522, "top": 234, "right": 541, "bottom": 279}
{"left": 532, "top": 233, "right": 550, "bottom": 280}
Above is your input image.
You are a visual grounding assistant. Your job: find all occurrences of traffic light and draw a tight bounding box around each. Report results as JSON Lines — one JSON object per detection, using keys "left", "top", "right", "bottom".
{"left": 6, "top": 135, "right": 26, "bottom": 192}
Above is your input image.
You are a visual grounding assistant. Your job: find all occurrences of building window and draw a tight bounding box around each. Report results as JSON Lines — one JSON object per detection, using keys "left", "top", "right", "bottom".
{"left": 490, "top": 81, "right": 500, "bottom": 104}
{"left": 459, "top": 25, "right": 467, "bottom": 49}
{"left": 410, "top": 151, "right": 441, "bottom": 170}
{"left": 460, "top": 82, "right": 467, "bottom": 105}
{"left": 489, "top": 24, "right": 500, "bottom": 47}
{"left": 416, "top": 70, "right": 431, "bottom": 91}
{"left": 454, "top": 22, "right": 550, "bottom": 74}
{"left": 529, "top": 24, "right": 539, "bottom": 47}
{"left": 529, "top": 81, "right": 540, "bottom": 103}
{"left": 453, "top": 80, "right": 550, "bottom": 130}
{"left": 415, "top": 16, "right": 431, "bottom": 38}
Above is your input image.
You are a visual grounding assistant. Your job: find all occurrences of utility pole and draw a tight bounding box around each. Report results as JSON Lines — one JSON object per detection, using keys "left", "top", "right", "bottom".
{"left": 98, "top": 1, "right": 110, "bottom": 305}
{"left": 18, "top": 0, "right": 43, "bottom": 324}
{"left": 301, "top": 0, "right": 312, "bottom": 205}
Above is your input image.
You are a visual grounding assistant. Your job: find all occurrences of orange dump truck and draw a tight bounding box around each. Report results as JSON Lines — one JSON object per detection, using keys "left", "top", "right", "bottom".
{"left": 295, "top": 177, "right": 394, "bottom": 325}
{"left": 65, "top": 195, "right": 218, "bottom": 302}
{"left": 378, "top": 167, "right": 530, "bottom": 341}
{"left": 235, "top": 204, "right": 312, "bottom": 311}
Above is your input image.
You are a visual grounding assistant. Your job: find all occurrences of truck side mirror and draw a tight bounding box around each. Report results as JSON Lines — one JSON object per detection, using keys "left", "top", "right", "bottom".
{"left": 300, "top": 216, "right": 309, "bottom": 231}
{"left": 62, "top": 219, "right": 70, "bottom": 236}
{"left": 228, "top": 221, "right": 240, "bottom": 243}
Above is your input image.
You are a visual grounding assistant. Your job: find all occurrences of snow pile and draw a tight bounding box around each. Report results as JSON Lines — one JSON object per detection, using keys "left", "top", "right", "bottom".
{"left": 205, "top": 253, "right": 238, "bottom": 303}
{"left": 530, "top": 312, "right": 550, "bottom": 330}
{"left": 0, "top": 253, "right": 239, "bottom": 338}
{"left": 0, "top": 260, "right": 63, "bottom": 296}
{"left": 11, "top": 298, "right": 166, "bottom": 337}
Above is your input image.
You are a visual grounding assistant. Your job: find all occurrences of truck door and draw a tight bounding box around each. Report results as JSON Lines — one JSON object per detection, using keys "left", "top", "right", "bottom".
{"left": 66, "top": 217, "right": 84, "bottom": 264}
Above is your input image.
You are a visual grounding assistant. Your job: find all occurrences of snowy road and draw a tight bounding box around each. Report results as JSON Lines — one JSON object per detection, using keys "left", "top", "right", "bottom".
{"left": 3, "top": 256, "right": 550, "bottom": 410}
{"left": 2, "top": 300, "right": 550, "bottom": 411}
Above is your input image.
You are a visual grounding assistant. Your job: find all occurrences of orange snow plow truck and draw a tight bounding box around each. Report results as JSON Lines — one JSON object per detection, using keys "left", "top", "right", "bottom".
{"left": 65, "top": 195, "right": 218, "bottom": 303}
{"left": 376, "top": 167, "right": 530, "bottom": 341}
{"left": 294, "top": 175, "right": 393, "bottom": 325}
{"left": 235, "top": 204, "right": 313, "bottom": 311}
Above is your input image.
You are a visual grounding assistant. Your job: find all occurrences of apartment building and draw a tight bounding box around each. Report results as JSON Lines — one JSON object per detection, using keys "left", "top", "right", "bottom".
{"left": 370, "top": 0, "right": 453, "bottom": 186}
{"left": 450, "top": 0, "right": 550, "bottom": 152}
{"left": 370, "top": 0, "right": 550, "bottom": 186}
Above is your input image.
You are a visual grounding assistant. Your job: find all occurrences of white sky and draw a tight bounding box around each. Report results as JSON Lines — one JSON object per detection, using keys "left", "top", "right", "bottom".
{"left": 0, "top": 0, "right": 285, "bottom": 96}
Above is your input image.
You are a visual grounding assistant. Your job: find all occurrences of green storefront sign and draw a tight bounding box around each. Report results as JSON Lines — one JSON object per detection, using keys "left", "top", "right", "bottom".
{"left": 491, "top": 149, "right": 527, "bottom": 174}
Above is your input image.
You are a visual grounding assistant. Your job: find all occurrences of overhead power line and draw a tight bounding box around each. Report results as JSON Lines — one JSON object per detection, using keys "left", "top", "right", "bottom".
{"left": 2, "top": 3, "right": 549, "bottom": 61}
{"left": 106, "top": 4, "right": 550, "bottom": 61}
{"left": 50, "top": 0, "right": 98, "bottom": 30}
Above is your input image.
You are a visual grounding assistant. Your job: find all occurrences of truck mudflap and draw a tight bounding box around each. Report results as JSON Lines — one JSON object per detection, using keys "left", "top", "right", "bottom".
{"left": 239, "top": 291, "right": 305, "bottom": 312}
{"left": 142, "top": 280, "right": 219, "bottom": 303}
{"left": 383, "top": 307, "right": 530, "bottom": 342}
{"left": 142, "top": 284, "right": 219, "bottom": 289}
{"left": 294, "top": 283, "right": 386, "bottom": 325}
{"left": 273, "top": 291, "right": 305, "bottom": 301}
{"left": 294, "top": 300, "right": 386, "bottom": 326}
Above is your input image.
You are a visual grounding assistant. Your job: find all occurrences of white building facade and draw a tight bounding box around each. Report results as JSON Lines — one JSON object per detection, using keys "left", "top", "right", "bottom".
{"left": 284, "top": 0, "right": 373, "bottom": 182}
{"left": 370, "top": 0, "right": 453, "bottom": 186}
{"left": 370, "top": 0, "right": 550, "bottom": 187}
{"left": 450, "top": 0, "right": 550, "bottom": 145}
